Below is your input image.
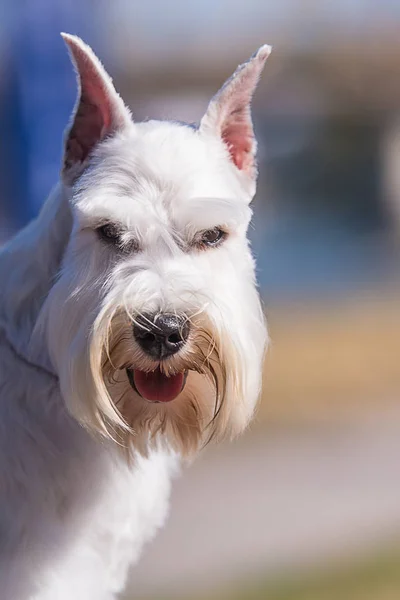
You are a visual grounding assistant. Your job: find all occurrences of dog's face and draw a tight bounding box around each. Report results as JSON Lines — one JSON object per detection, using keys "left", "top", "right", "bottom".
{"left": 45, "top": 35, "right": 270, "bottom": 456}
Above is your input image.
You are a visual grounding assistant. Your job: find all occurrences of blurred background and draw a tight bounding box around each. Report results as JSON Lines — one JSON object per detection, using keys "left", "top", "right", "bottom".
{"left": 1, "top": 1, "right": 400, "bottom": 598}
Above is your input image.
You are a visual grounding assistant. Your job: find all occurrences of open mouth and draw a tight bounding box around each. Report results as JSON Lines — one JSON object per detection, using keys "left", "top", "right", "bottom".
{"left": 126, "top": 368, "right": 187, "bottom": 403}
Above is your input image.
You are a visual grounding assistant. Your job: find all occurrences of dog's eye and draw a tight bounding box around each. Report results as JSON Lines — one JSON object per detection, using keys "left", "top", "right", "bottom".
{"left": 97, "top": 224, "right": 121, "bottom": 245}
{"left": 200, "top": 227, "right": 226, "bottom": 247}
{"left": 96, "top": 224, "right": 139, "bottom": 254}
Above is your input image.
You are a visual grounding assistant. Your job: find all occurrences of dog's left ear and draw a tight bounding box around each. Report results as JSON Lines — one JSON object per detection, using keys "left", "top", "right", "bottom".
{"left": 61, "top": 33, "right": 131, "bottom": 180}
{"left": 200, "top": 45, "right": 271, "bottom": 180}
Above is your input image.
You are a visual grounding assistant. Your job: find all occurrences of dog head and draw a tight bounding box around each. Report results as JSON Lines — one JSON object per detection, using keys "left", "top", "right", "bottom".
{"left": 45, "top": 35, "right": 270, "bottom": 456}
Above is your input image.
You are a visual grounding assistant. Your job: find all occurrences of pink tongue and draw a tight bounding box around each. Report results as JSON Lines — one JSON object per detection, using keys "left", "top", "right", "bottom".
{"left": 134, "top": 369, "right": 184, "bottom": 402}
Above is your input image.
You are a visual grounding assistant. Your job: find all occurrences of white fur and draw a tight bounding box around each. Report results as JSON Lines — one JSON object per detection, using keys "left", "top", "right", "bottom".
{"left": 0, "top": 35, "right": 269, "bottom": 599}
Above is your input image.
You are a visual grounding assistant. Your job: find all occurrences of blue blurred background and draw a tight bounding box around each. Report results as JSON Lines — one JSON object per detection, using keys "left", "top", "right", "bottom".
{"left": 1, "top": 2, "right": 400, "bottom": 599}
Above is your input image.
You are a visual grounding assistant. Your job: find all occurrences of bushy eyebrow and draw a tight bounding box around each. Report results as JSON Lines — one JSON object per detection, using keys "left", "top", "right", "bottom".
{"left": 75, "top": 213, "right": 127, "bottom": 233}
{"left": 73, "top": 194, "right": 250, "bottom": 248}
{"left": 72, "top": 198, "right": 153, "bottom": 236}
{"left": 172, "top": 198, "right": 251, "bottom": 234}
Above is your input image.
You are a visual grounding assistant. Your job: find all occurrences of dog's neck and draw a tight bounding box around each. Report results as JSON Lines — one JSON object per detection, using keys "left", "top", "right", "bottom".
{"left": 0, "top": 184, "right": 72, "bottom": 373}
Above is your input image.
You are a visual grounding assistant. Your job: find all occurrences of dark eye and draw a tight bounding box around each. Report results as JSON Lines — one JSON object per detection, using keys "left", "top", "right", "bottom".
{"left": 97, "top": 223, "right": 121, "bottom": 245}
{"left": 96, "top": 224, "right": 140, "bottom": 254}
{"left": 200, "top": 227, "right": 226, "bottom": 247}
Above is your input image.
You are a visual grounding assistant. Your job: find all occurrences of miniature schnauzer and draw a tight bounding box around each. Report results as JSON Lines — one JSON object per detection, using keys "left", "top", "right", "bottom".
{"left": 0, "top": 34, "right": 270, "bottom": 599}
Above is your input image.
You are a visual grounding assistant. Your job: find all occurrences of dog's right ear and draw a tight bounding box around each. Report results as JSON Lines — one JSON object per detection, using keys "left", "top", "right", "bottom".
{"left": 61, "top": 33, "right": 131, "bottom": 181}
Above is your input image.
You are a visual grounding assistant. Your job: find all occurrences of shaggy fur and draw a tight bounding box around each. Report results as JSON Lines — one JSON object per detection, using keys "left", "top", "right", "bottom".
{"left": 0, "top": 34, "right": 270, "bottom": 599}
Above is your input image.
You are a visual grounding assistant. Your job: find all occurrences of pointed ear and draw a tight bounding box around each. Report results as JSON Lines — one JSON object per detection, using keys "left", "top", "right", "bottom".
{"left": 200, "top": 45, "right": 271, "bottom": 179}
{"left": 61, "top": 33, "right": 131, "bottom": 179}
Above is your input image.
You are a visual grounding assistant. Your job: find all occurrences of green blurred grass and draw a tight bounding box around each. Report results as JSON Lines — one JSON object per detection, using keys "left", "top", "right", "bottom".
{"left": 143, "top": 548, "right": 400, "bottom": 600}
{"left": 223, "top": 552, "right": 400, "bottom": 600}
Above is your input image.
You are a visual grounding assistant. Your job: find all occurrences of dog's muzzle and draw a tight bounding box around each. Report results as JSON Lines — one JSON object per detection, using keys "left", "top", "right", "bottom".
{"left": 128, "top": 313, "right": 190, "bottom": 402}
{"left": 132, "top": 313, "right": 190, "bottom": 359}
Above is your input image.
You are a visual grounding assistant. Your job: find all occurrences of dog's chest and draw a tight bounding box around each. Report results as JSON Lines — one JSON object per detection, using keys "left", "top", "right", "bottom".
{"left": 35, "top": 450, "right": 175, "bottom": 600}
{"left": 0, "top": 330, "right": 177, "bottom": 598}
{"left": 61, "top": 447, "right": 177, "bottom": 597}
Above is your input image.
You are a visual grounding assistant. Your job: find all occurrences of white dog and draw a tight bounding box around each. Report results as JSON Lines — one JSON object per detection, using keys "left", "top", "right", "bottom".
{"left": 0, "top": 34, "right": 270, "bottom": 599}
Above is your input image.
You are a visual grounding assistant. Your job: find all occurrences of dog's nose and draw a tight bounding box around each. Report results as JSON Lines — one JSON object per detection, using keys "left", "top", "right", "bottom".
{"left": 133, "top": 313, "right": 190, "bottom": 359}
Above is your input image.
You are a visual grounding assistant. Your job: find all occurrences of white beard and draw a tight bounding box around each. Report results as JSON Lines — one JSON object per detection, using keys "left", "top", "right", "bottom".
{"left": 0, "top": 34, "right": 270, "bottom": 599}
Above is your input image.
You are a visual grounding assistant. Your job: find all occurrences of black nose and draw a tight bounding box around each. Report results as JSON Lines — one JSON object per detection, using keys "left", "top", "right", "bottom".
{"left": 133, "top": 313, "right": 190, "bottom": 359}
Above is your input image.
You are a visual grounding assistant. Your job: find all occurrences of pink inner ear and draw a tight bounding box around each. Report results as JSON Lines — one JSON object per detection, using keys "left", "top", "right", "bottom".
{"left": 80, "top": 57, "right": 113, "bottom": 131}
{"left": 64, "top": 42, "right": 118, "bottom": 171}
{"left": 221, "top": 107, "right": 254, "bottom": 172}
{"left": 65, "top": 68, "right": 112, "bottom": 169}
{"left": 223, "top": 126, "right": 253, "bottom": 171}
{"left": 201, "top": 45, "right": 270, "bottom": 178}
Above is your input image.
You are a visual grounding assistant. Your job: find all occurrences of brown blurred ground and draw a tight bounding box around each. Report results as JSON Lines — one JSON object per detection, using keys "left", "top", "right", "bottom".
{"left": 260, "top": 289, "right": 400, "bottom": 426}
